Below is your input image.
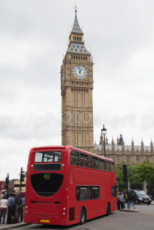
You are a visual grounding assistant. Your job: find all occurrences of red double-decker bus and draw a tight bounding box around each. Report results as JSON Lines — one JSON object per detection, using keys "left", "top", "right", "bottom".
{"left": 24, "top": 145, "right": 117, "bottom": 226}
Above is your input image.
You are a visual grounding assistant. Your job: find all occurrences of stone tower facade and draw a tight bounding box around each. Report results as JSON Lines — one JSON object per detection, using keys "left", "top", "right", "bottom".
{"left": 61, "top": 9, "right": 94, "bottom": 152}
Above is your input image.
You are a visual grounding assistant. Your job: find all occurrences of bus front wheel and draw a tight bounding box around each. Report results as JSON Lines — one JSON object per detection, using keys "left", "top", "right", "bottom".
{"left": 80, "top": 207, "right": 86, "bottom": 224}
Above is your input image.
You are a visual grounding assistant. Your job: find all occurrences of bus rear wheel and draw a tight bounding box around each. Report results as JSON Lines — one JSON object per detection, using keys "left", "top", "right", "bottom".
{"left": 80, "top": 207, "right": 86, "bottom": 224}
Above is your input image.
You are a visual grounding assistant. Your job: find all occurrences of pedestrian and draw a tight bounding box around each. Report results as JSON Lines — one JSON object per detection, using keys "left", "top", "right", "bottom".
{"left": 21, "top": 195, "right": 25, "bottom": 222}
{"left": 7, "top": 194, "right": 15, "bottom": 224}
{"left": 0, "top": 195, "right": 8, "bottom": 224}
{"left": 119, "top": 192, "right": 125, "bottom": 209}
{"left": 117, "top": 192, "right": 121, "bottom": 210}
{"left": 14, "top": 191, "right": 22, "bottom": 223}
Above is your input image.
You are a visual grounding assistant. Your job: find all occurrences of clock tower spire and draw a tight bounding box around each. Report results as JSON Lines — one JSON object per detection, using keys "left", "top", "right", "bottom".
{"left": 61, "top": 9, "right": 94, "bottom": 152}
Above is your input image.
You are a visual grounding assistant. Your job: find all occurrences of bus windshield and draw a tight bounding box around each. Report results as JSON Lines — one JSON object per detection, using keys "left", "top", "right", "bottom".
{"left": 30, "top": 173, "right": 64, "bottom": 197}
{"left": 35, "top": 151, "right": 62, "bottom": 162}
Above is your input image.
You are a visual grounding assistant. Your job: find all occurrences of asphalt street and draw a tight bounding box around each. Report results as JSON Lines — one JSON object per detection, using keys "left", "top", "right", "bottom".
{"left": 12, "top": 204, "right": 154, "bottom": 230}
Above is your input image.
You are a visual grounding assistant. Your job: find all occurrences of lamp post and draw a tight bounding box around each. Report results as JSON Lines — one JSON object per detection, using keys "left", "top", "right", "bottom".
{"left": 101, "top": 125, "right": 107, "bottom": 157}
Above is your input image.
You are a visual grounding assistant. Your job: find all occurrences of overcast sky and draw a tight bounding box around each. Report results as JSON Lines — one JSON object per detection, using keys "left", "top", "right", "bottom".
{"left": 0, "top": 0, "right": 154, "bottom": 180}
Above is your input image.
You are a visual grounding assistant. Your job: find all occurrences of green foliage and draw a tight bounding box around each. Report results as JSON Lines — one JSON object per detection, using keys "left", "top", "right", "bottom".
{"left": 128, "top": 165, "right": 142, "bottom": 184}
{"left": 115, "top": 164, "right": 124, "bottom": 184}
{"left": 138, "top": 162, "right": 154, "bottom": 185}
{"left": 115, "top": 162, "right": 154, "bottom": 185}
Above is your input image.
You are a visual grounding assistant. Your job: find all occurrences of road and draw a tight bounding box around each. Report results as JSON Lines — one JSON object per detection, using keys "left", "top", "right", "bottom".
{"left": 17, "top": 204, "right": 154, "bottom": 230}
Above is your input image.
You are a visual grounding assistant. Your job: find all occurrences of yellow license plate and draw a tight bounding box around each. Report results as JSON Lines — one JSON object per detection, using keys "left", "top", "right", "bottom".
{"left": 40, "top": 219, "right": 50, "bottom": 223}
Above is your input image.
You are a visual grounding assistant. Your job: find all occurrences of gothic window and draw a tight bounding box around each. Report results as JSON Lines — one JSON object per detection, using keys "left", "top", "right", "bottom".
{"left": 146, "top": 156, "right": 150, "bottom": 162}
{"left": 126, "top": 156, "right": 130, "bottom": 163}
{"left": 136, "top": 156, "right": 140, "bottom": 162}
{"left": 117, "top": 157, "right": 121, "bottom": 163}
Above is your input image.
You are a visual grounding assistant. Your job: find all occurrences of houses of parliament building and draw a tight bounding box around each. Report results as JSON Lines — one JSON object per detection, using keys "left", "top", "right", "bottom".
{"left": 94, "top": 134, "right": 154, "bottom": 166}
{"left": 61, "top": 8, "right": 154, "bottom": 166}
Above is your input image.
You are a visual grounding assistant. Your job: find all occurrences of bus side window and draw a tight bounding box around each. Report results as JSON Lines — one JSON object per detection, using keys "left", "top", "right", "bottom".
{"left": 108, "top": 162, "right": 111, "bottom": 172}
{"left": 80, "top": 153, "right": 88, "bottom": 167}
{"left": 111, "top": 163, "right": 114, "bottom": 172}
{"left": 99, "top": 159, "right": 105, "bottom": 171}
{"left": 76, "top": 186, "right": 80, "bottom": 201}
{"left": 109, "top": 162, "right": 113, "bottom": 172}
{"left": 106, "top": 161, "right": 110, "bottom": 171}
{"left": 104, "top": 161, "right": 106, "bottom": 171}
{"left": 88, "top": 156, "right": 93, "bottom": 168}
{"left": 70, "top": 150, "right": 79, "bottom": 166}
{"left": 89, "top": 186, "right": 93, "bottom": 199}
{"left": 93, "top": 186, "right": 99, "bottom": 199}
{"left": 80, "top": 186, "right": 88, "bottom": 201}
{"left": 111, "top": 186, "right": 117, "bottom": 197}
{"left": 92, "top": 157, "right": 99, "bottom": 169}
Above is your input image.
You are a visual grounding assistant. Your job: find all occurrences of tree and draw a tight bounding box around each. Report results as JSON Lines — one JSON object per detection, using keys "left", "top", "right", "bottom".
{"left": 116, "top": 162, "right": 154, "bottom": 186}
{"left": 127, "top": 165, "right": 142, "bottom": 185}
{"left": 115, "top": 164, "right": 124, "bottom": 184}
{"left": 138, "top": 162, "right": 154, "bottom": 185}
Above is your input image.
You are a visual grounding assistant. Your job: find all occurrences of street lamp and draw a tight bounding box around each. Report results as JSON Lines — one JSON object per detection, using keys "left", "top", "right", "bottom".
{"left": 101, "top": 125, "right": 107, "bottom": 157}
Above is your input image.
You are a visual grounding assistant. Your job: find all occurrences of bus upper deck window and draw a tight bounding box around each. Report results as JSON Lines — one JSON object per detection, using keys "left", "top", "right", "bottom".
{"left": 35, "top": 151, "right": 62, "bottom": 162}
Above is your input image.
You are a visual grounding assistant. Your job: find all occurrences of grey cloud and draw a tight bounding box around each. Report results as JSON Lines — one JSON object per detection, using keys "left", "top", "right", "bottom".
{"left": 0, "top": 112, "right": 61, "bottom": 140}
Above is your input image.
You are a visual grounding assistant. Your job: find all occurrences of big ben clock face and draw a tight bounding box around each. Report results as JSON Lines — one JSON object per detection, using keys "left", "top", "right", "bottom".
{"left": 72, "top": 65, "right": 87, "bottom": 79}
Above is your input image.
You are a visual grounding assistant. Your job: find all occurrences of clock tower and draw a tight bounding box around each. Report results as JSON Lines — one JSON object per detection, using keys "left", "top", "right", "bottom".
{"left": 61, "top": 8, "right": 94, "bottom": 152}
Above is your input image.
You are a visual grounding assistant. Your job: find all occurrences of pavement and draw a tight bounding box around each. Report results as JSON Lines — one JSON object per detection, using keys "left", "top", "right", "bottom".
{"left": 0, "top": 201, "right": 153, "bottom": 229}
{"left": 0, "top": 222, "right": 29, "bottom": 230}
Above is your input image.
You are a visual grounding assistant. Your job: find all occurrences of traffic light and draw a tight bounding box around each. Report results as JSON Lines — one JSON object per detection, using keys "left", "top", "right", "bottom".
{"left": 5, "top": 173, "right": 9, "bottom": 189}
{"left": 123, "top": 164, "right": 128, "bottom": 183}
{"left": 20, "top": 167, "right": 25, "bottom": 182}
